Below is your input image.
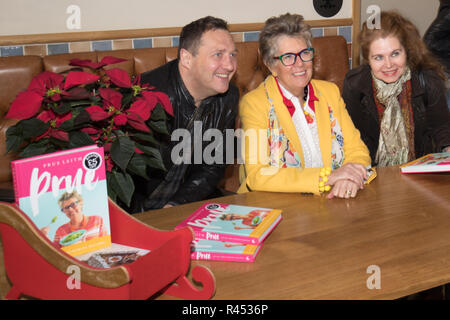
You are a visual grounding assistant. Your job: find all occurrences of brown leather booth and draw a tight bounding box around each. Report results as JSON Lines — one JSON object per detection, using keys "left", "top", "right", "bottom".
{"left": 0, "top": 35, "right": 350, "bottom": 195}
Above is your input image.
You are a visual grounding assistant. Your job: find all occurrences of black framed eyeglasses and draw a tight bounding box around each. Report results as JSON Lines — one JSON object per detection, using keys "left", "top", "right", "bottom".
{"left": 273, "top": 48, "right": 315, "bottom": 66}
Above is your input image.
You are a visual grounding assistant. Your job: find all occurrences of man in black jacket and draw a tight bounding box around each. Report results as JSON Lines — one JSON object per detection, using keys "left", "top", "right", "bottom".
{"left": 129, "top": 16, "right": 239, "bottom": 213}
{"left": 424, "top": 0, "right": 450, "bottom": 110}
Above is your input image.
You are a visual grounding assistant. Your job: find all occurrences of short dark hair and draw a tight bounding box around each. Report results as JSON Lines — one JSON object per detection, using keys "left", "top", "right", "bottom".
{"left": 178, "top": 16, "right": 229, "bottom": 58}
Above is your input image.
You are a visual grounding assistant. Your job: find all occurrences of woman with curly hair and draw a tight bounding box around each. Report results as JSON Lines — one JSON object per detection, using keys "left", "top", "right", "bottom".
{"left": 343, "top": 10, "right": 450, "bottom": 167}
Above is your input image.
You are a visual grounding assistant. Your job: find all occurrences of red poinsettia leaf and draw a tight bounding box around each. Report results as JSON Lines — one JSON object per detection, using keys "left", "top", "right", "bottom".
{"left": 132, "top": 74, "right": 141, "bottom": 86}
{"left": 103, "top": 142, "right": 112, "bottom": 153}
{"left": 64, "top": 71, "right": 100, "bottom": 90}
{"left": 81, "top": 127, "right": 100, "bottom": 135}
{"left": 50, "top": 129, "right": 69, "bottom": 141}
{"left": 141, "top": 91, "right": 158, "bottom": 110}
{"left": 28, "top": 71, "right": 65, "bottom": 92}
{"left": 69, "top": 58, "right": 104, "bottom": 69}
{"left": 128, "top": 98, "right": 151, "bottom": 120}
{"left": 126, "top": 113, "right": 150, "bottom": 132}
{"left": 113, "top": 114, "right": 128, "bottom": 126}
{"left": 99, "top": 56, "right": 127, "bottom": 66}
{"left": 5, "top": 91, "right": 44, "bottom": 119}
{"left": 36, "top": 110, "right": 55, "bottom": 123}
{"left": 153, "top": 91, "right": 173, "bottom": 116}
{"left": 65, "top": 87, "right": 90, "bottom": 100}
{"left": 134, "top": 147, "right": 144, "bottom": 154}
{"left": 105, "top": 68, "right": 132, "bottom": 88}
{"left": 86, "top": 105, "right": 111, "bottom": 121}
{"left": 55, "top": 112, "right": 73, "bottom": 126}
{"left": 105, "top": 157, "right": 114, "bottom": 172}
{"left": 99, "top": 88, "right": 123, "bottom": 109}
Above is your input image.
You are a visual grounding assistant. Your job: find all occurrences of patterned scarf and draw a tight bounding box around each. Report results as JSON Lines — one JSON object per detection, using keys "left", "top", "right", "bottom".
{"left": 372, "top": 67, "right": 411, "bottom": 167}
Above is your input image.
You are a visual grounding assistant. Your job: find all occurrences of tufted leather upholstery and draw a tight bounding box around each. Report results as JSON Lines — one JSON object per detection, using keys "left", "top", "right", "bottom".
{"left": 0, "top": 35, "right": 349, "bottom": 192}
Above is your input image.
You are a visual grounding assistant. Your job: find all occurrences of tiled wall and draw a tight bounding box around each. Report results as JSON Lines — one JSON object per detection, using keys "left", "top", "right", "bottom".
{"left": 0, "top": 26, "right": 352, "bottom": 65}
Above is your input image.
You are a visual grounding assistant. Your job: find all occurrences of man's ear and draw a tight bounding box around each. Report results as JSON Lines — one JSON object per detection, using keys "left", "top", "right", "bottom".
{"left": 179, "top": 48, "right": 192, "bottom": 70}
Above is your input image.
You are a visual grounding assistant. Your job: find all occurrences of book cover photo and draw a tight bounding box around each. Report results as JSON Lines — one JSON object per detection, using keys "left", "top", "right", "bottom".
{"left": 11, "top": 145, "right": 111, "bottom": 257}
{"left": 176, "top": 203, "right": 282, "bottom": 245}
{"left": 400, "top": 152, "right": 450, "bottom": 173}
{"left": 190, "top": 239, "right": 263, "bottom": 263}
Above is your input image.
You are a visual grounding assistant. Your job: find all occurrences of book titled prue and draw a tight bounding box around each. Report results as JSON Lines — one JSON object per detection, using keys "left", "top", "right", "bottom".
{"left": 175, "top": 203, "right": 282, "bottom": 245}
{"left": 400, "top": 152, "right": 450, "bottom": 173}
{"left": 11, "top": 145, "right": 111, "bottom": 257}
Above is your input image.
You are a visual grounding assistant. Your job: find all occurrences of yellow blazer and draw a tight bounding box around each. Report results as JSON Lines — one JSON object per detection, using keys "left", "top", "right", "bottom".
{"left": 237, "top": 76, "right": 371, "bottom": 194}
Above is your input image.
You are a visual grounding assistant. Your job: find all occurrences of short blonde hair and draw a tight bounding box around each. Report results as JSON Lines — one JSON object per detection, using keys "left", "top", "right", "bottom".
{"left": 58, "top": 191, "right": 83, "bottom": 208}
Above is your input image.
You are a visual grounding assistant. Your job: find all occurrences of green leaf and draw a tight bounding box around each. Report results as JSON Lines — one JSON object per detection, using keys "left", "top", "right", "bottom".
{"left": 134, "top": 143, "right": 161, "bottom": 159}
{"left": 127, "top": 153, "right": 149, "bottom": 179}
{"left": 22, "top": 118, "right": 49, "bottom": 139}
{"left": 142, "top": 154, "right": 166, "bottom": 171}
{"left": 149, "top": 120, "right": 169, "bottom": 135}
{"left": 5, "top": 124, "right": 24, "bottom": 153}
{"left": 110, "top": 136, "right": 135, "bottom": 172}
{"left": 68, "top": 131, "right": 95, "bottom": 148}
{"left": 106, "top": 172, "right": 117, "bottom": 203}
{"left": 18, "top": 141, "right": 49, "bottom": 159}
{"left": 109, "top": 170, "right": 135, "bottom": 207}
{"left": 132, "top": 132, "right": 160, "bottom": 147}
{"left": 73, "top": 108, "right": 92, "bottom": 128}
{"left": 52, "top": 102, "right": 72, "bottom": 115}
{"left": 150, "top": 104, "right": 168, "bottom": 121}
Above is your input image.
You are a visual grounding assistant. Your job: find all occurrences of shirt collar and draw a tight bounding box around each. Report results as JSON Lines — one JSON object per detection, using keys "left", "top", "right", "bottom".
{"left": 275, "top": 78, "right": 318, "bottom": 117}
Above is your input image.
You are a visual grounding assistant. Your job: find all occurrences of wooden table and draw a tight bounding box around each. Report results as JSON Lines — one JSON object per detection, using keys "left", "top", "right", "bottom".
{"left": 134, "top": 166, "right": 450, "bottom": 300}
{"left": 0, "top": 166, "right": 449, "bottom": 300}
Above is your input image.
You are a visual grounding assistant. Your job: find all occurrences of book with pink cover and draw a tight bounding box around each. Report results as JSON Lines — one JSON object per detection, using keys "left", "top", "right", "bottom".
{"left": 175, "top": 203, "right": 282, "bottom": 245}
{"left": 11, "top": 145, "right": 111, "bottom": 257}
{"left": 191, "top": 239, "right": 263, "bottom": 263}
{"left": 400, "top": 152, "right": 450, "bottom": 173}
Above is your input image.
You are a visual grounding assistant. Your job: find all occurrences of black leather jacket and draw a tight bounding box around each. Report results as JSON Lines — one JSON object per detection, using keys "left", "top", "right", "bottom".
{"left": 343, "top": 64, "right": 450, "bottom": 165}
{"left": 128, "top": 59, "right": 238, "bottom": 212}
{"left": 424, "top": 0, "right": 450, "bottom": 73}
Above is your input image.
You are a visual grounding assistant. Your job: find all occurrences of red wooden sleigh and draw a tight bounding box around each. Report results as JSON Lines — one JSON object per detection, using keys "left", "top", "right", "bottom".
{"left": 0, "top": 199, "right": 215, "bottom": 300}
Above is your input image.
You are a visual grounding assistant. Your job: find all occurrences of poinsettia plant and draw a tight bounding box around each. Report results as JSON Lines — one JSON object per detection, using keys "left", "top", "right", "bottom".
{"left": 5, "top": 56, "right": 173, "bottom": 207}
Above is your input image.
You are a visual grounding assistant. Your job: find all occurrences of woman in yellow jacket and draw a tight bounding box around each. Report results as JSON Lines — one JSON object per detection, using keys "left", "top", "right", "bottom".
{"left": 238, "top": 13, "right": 374, "bottom": 199}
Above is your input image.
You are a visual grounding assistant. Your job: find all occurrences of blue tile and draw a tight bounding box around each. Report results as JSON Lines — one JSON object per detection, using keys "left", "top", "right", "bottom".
{"left": 244, "top": 32, "right": 259, "bottom": 42}
{"left": 339, "top": 26, "right": 352, "bottom": 43}
{"left": 92, "top": 40, "right": 112, "bottom": 51}
{"left": 0, "top": 46, "right": 24, "bottom": 57}
{"left": 172, "top": 36, "right": 179, "bottom": 47}
{"left": 47, "top": 43, "right": 69, "bottom": 55}
{"left": 311, "top": 28, "right": 324, "bottom": 38}
{"left": 133, "top": 38, "right": 153, "bottom": 49}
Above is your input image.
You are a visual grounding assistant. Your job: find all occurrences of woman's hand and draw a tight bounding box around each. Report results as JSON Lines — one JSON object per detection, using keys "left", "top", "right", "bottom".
{"left": 327, "top": 179, "right": 360, "bottom": 199}
{"left": 327, "top": 163, "right": 367, "bottom": 190}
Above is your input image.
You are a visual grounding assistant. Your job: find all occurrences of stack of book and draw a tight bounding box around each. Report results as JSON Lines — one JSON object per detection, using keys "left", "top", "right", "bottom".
{"left": 175, "top": 203, "right": 282, "bottom": 263}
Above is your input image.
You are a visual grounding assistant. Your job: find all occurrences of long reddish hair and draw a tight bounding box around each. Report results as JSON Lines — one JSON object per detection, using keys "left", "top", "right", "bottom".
{"left": 360, "top": 10, "right": 446, "bottom": 80}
